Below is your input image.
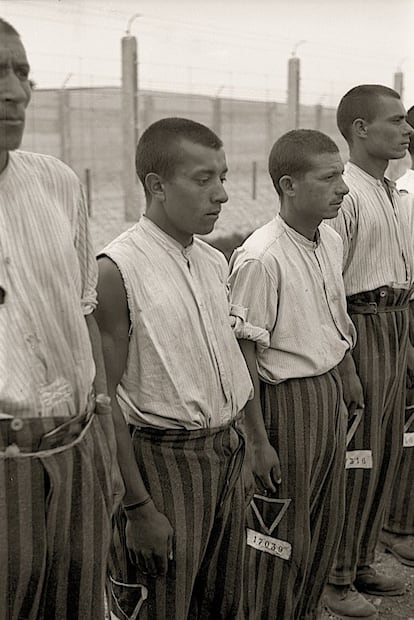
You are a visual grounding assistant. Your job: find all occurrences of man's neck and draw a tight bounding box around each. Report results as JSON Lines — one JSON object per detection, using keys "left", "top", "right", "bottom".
{"left": 279, "top": 209, "right": 319, "bottom": 242}
{"left": 349, "top": 152, "right": 388, "bottom": 180}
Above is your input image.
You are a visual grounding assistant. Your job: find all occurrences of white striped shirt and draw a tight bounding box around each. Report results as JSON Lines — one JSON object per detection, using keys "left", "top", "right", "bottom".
{"left": 228, "top": 215, "right": 356, "bottom": 384}
{"left": 0, "top": 151, "right": 97, "bottom": 418}
{"left": 328, "top": 162, "right": 414, "bottom": 296}
{"left": 102, "top": 216, "right": 253, "bottom": 430}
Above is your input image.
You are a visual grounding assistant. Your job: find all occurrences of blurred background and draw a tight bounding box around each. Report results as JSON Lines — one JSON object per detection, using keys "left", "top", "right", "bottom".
{"left": 2, "top": 0, "right": 413, "bottom": 254}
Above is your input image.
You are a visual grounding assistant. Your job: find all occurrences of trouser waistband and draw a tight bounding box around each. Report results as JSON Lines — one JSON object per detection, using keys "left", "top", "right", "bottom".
{"left": 347, "top": 286, "right": 412, "bottom": 314}
{"left": 0, "top": 394, "right": 96, "bottom": 456}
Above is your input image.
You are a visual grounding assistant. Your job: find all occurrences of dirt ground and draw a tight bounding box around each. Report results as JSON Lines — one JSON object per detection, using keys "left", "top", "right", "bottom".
{"left": 321, "top": 548, "right": 414, "bottom": 619}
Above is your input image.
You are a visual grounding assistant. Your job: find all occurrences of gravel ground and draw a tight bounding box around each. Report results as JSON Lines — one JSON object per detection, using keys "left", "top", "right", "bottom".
{"left": 321, "top": 548, "right": 414, "bottom": 619}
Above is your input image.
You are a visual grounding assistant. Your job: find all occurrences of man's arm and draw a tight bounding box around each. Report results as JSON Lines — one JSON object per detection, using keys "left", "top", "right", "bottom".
{"left": 95, "top": 256, "right": 173, "bottom": 577}
{"left": 85, "top": 312, "right": 109, "bottom": 395}
{"left": 337, "top": 349, "right": 364, "bottom": 416}
{"left": 239, "top": 338, "right": 281, "bottom": 492}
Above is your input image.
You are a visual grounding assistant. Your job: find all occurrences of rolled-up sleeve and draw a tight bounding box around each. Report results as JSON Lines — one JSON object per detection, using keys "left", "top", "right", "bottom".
{"left": 228, "top": 256, "right": 278, "bottom": 349}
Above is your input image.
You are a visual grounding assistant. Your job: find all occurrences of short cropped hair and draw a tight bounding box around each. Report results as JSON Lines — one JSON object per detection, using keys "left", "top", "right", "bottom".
{"left": 136, "top": 117, "right": 223, "bottom": 198}
{"left": 337, "top": 84, "right": 400, "bottom": 144}
{"left": 0, "top": 18, "right": 20, "bottom": 37}
{"left": 268, "top": 129, "right": 339, "bottom": 197}
{"left": 407, "top": 106, "right": 414, "bottom": 155}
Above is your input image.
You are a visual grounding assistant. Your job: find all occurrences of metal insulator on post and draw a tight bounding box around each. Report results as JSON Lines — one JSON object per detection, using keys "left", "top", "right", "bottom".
{"left": 121, "top": 34, "right": 139, "bottom": 221}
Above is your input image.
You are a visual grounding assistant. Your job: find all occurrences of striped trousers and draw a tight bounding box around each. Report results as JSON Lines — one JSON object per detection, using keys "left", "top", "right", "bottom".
{"left": 244, "top": 369, "right": 346, "bottom": 620}
{"left": 383, "top": 300, "right": 414, "bottom": 536}
{"left": 108, "top": 418, "right": 246, "bottom": 620}
{"left": 0, "top": 409, "right": 118, "bottom": 620}
{"left": 329, "top": 287, "right": 410, "bottom": 585}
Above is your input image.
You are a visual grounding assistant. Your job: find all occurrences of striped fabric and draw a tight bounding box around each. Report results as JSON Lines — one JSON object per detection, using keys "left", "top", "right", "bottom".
{"left": 244, "top": 370, "right": 346, "bottom": 620}
{"left": 108, "top": 421, "right": 246, "bottom": 620}
{"left": 328, "top": 162, "right": 414, "bottom": 296}
{"left": 383, "top": 299, "right": 414, "bottom": 535}
{"left": 0, "top": 150, "right": 97, "bottom": 418}
{"left": 0, "top": 412, "right": 115, "bottom": 620}
{"left": 229, "top": 216, "right": 356, "bottom": 384}
{"left": 329, "top": 287, "right": 410, "bottom": 584}
{"left": 102, "top": 216, "right": 252, "bottom": 430}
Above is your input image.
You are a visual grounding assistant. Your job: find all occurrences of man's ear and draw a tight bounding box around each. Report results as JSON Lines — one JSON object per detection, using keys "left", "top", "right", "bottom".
{"left": 279, "top": 175, "right": 295, "bottom": 197}
{"left": 352, "top": 117, "right": 368, "bottom": 139}
{"left": 145, "top": 173, "right": 165, "bottom": 200}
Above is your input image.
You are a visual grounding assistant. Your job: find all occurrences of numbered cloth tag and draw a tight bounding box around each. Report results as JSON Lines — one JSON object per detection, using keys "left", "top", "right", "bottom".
{"left": 404, "top": 433, "right": 414, "bottom": 447}
{"left": 404, "top": 406, "right": 414, "bottom": 447}
{"left": 247, "top": 494, "right": 292, "bottom": 560}
{"left": 345, "top": 450, "right": 373, "bottom": 469}
{"left": 246, "top": 528, "right": 291, "bottom": 560}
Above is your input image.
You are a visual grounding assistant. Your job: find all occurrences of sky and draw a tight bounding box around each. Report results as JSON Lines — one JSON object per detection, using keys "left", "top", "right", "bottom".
{"left": 1, "top": 0, "right": 414, "bottom": 109}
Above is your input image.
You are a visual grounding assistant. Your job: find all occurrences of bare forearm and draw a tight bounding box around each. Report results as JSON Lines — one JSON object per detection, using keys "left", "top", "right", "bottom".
{"left": 239, "top": 339, "right": 269, "bottom": 445}
{"left": 85, "top": 312, "right": 108, "bottom": 395}
{"left": 109, "top": 390, "right": 153, "bottom": 505}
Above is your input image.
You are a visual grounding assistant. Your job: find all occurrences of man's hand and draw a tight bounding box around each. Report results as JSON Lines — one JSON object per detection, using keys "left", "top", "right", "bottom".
{"left": 338, "top": 351, "right": 364, "bottom": 417}
{"left": 125, "top": 501, "right": 174, "bottom": 577}
{"left": 250, "top": 439, "right": 281, "bottom": 494}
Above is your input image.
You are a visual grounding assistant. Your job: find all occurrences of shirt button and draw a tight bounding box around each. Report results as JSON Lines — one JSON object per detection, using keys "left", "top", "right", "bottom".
{"left": 4, "top": 443, "right": 20, "bottom": 457}
{"left": 10, "top": 418, "right": 24, "bottom": 431}
{"left": 380, "top": 290, "right": 387, "bottom": 298}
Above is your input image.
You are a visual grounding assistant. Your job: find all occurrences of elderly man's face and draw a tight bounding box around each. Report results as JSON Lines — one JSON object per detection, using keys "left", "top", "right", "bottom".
{"left": 0, "top": 31, "right": 31, "bottom": 158}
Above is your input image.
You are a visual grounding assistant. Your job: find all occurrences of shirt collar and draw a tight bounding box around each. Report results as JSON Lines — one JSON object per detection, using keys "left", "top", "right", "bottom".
{"left": 140, "top": 215, "right": 194, "bottom": 258}
{"left": 276, "top": 214, "right": 321, "bottom": 249}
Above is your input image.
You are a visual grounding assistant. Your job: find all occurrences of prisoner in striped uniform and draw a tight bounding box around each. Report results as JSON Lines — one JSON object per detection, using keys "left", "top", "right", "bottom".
{"left": 381, "top": 108, "right": 414, "bottom": 567}
{"left": 324, "top": 85, "right": 414, "bottom": 620}
{"left": 95, "top": 118, "right": 253, "bottom": 620}
{"left": 228, "top": 129, "right": 361, "bottom": 619}
{"left": 0, "top": 18, "right": 122, "bottom": 620}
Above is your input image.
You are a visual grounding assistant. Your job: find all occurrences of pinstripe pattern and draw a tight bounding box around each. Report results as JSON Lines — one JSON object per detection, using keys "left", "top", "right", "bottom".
{"left": 108, "top": 421, "right": 246, "bottom": 620}
{"left": 329, "top": 287, "right": 410, "bottom": 584}
{"left": 383, "top": 299, "right": 414, "bottom": 535}
{"left": 0, "top": 413, "right": 114, "bottom": 620}
{"left": 102, "top": 216, "right": 252, "bottom": 430}
{"left": 244, "top": 369, "right": 346, "bottom": 620}
{"left": 0, "top": 150, "right": 97, "bottom": 418}
{"left": 328, "top": 162, "right": 414, "bottom": 296}
{"left": 229, "top": 216, "right": 356, "bottom": 384}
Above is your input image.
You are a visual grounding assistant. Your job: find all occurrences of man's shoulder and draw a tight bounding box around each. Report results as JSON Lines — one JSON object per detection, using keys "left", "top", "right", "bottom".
{"left": 241, "top": 218, "right": 284, "bottom": 259}
{"left": 11, "top": 150, "right": 80, "bottom": 184}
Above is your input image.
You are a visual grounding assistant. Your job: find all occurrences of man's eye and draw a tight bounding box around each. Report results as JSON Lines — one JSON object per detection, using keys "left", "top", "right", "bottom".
{"left": 197, "top": 178, "right": 209, "bottom": 186}
{"left": 16, "top": 67, "right": 29, "bottom": 80}
{"left": 220, "top": 177, "right": 227, "bottom": 184}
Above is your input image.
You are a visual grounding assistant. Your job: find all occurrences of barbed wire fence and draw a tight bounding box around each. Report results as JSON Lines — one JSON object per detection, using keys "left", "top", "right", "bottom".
{"left": 7, "top": 5, "right": 408, "bottom": 250}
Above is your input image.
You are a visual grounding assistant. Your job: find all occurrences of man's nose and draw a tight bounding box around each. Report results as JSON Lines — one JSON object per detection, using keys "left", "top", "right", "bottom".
{"left": 403, "top": 120, "right": 414, "bottom": 136}
{"left": 338, "top": 178, "right": 349, "bottom": 196}
{"left": 213, "top": 181, "right": 228, "bottom": 204}
{"left": 0, "top": 71, "right": 29, "bottom": 105}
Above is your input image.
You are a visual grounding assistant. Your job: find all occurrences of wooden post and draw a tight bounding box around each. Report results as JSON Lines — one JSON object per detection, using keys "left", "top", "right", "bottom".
{"left": 252, "top": 161, "right": 257, "bottom": 200}
{"left": 287, "top": 56, "right": 300, "bottom": 129}
{"left": 121, "top": 35, "right": 140, "bottom": 221}
{"left": 58, "top": 88, "right": 71, "bottom": 164}
{"left": 85, "top": 168, "right": 91, "bottom": 216}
